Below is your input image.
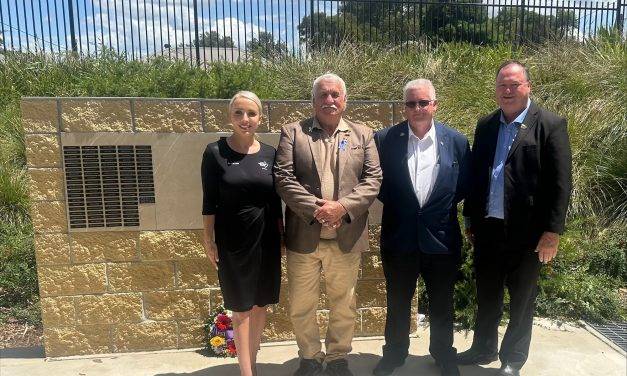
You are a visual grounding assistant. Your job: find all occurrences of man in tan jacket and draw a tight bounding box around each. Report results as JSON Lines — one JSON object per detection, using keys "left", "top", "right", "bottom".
{"left": 274, "top": 73, "right": 382, "bottom": 376}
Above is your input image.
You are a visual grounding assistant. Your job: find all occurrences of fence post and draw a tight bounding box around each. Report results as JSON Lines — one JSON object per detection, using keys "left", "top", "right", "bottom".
{"left": 67, "top": 0, "right": 78, "bottom": 53}
{"left": 617, "top": 0, "right": 624, "bottom": 35}
{"left": 193, "top": 0, "right": 200, "bottom": 67}
{"left": 310, "top": 0, "right": 314, "bottom": 52}
{"left": 518, "top": 0, "right": 526, "bottom": 45}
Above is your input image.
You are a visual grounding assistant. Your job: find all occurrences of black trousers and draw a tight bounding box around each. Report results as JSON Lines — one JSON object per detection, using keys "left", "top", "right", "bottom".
{"left": 381, "top": 250, "right": 459, "bottom": 365}
{"left": 472, "top": 218, "right": 541, "bottom": 369}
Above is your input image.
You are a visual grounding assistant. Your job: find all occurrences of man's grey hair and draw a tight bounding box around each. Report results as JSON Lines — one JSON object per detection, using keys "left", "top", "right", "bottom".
{"left": 311, "top": 73, "right": 347, "bottom": 100}
{"left": 403, "top": 79, "right": 436, "bottom": 101}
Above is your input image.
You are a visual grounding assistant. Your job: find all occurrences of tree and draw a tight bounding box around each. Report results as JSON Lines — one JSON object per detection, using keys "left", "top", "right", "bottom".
{"left": 193, "top": 31, "right": 235, "bottom": 48}
{"left": 245, "top": 32, "right": 289, "bottom": 58}
{"left": 297, "top": 1, "right": 581, "bottom": 48}
{"left": 492, "top": 7, "right": 578, "bottom": 44}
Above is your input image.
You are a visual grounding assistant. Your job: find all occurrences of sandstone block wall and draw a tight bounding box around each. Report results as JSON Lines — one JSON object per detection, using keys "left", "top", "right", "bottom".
{"left": 23, "top": 97, "right": 417, "bottom": 357}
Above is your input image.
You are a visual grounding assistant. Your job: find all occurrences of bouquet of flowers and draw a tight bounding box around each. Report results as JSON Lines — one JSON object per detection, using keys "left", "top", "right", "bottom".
{"left": 204, "top": 306, "right": 237, "bottom": 357}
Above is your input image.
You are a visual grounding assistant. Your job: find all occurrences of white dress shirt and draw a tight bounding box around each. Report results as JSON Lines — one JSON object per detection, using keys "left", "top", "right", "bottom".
{"left": 407, "top": 121, "right": 439, "bottom": 207}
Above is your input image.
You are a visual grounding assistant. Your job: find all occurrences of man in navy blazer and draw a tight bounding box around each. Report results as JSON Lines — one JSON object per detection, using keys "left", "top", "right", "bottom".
{"left": 373, "top": 79, "right": 471, "bottom": 376}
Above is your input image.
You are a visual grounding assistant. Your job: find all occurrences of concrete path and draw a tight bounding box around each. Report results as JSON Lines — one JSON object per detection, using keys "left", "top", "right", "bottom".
{"left": 1, "top": 322, "right": 625, "bottom": 376}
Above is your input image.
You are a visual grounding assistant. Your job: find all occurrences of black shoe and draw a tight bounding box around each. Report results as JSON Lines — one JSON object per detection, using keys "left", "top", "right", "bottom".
{"left": 439, "top": 363, "right": 460, "bottom": 376}
{"left": 324, "top": 358, "right": 353, "bottom": 376}
{"left": 294, "top": 358, "right": 324, "bottom": 376}
{"left": 498, "top": 363, "right": 521, "bottom": 376}
{"left": 456, "top": 348, "right": 498, "bottom": 365}
{"left": 372, "top": 356, "right": 404, "bottom": 376}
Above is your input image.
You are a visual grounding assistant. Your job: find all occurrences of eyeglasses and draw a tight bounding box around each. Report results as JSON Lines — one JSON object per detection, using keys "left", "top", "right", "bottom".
{"left": 405, "top": 100, "right": 435, "bottom": 109}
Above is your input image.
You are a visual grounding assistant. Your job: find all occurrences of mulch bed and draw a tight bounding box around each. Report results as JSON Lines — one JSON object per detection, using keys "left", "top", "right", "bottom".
{"left": 0, "top": 319, "right": 43, "bottom": 349}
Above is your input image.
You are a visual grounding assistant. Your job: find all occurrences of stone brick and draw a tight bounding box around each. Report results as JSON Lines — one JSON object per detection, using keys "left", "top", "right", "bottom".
{"left": 361, "top": 251, "right": 384, "bottom": 279}
{"left": 113, "top": 322, "right": 178, "bottom": 352}
{"left": 144, "top": 290, "right": 207, "bottom": 320}
{"left": 40, "top": 296, "right": 75, "bottom": 327}
{"left": 25, "top": 134, "right": 60, "bottom": 167}
{"left": 34, "top": 233, "right": 70, "bottom": 265}
{"left": 360, "top": 307, "right": 386, "bottom": 336}
{"left": 344, "top": 102, "right": 393, "bottom": 130}
{"left": 21, "top": 99, "right": 58, "bottom": 133}
{"left": 71, "top": 231, "right": 138, "bottom": 263}
{"left": 61, "top": 99, "right": 132, "bottom": 132}
{"left": 44, "top": 325, "right": 112, "bottom": 357}
{"left": 263, "top": 303, "right": 293, "bottom": 341}
{"left": 268, "top": 101, "right": 311, "bottom": 130}
{"left": 38, "top": 264, "right": 107, "bottom": 297}
{"left": 392, "top": 101, "right": 405, "bottom": 125}
{"left": 202, "top": 100, "right": 230, "bottom": 132}
{"left": 209, "top": 289, "right": 223, "bottom": 310}
{"left": 356, "top": 279, "right": 387, "bottom": 308}
{"left": 30, "top": 201, "right": 67, "bottom": 233}
{"left": 178, "top": 319, "right": 207, "bottom": 348}
{"left": 140, "top": 230, "right": 205, "bottom": 260}
{"left": 177, "top": 258, "right": 218, "bottom": 288}
{"left": 107, "top": 261, "right": 175, "bottom": 292}
{"left": 134, "top": 100, "right": 202, "bottom": 132}
{"left": 75, "top": 293, "right": 143, "bottom": 324}
{"left": 28, "top": 168, "right": 64, "bottom": 201}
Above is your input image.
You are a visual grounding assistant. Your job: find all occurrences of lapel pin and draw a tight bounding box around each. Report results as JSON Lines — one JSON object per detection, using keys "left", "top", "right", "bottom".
{"left": 400, "top": 132, "right": 405, "bottom": 137}
{"left": 339, "top": 139, "right": 348, "bottom": 151}
{"left": 520, "top": 123, "right": 527, "bottom": 130}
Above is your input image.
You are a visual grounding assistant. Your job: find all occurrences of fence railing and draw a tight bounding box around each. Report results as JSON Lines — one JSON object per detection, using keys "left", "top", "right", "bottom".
{"left": 1, "top": 0, "right": 625, "bottom": 65}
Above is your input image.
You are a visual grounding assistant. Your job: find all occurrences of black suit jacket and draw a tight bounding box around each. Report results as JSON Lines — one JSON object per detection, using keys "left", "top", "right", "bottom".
{"left": 375, "top": 121, "right": 471, "bottom": 255}
{"left": 463, "top": 101, "right": 573, "bottom": 251}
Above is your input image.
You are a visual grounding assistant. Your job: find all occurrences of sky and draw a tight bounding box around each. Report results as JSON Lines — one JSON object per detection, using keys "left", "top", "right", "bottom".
{"left": 0, "top": 0, "right": 624, "bottom": 58}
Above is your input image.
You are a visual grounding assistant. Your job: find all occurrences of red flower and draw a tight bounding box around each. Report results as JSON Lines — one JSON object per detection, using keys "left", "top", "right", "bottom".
{"left": 227, "top": 342, "right": 237, "bottom": 356}
{"left": 216, "top": 322, "right": 228, "bottom": 331}
{"left": 217, "top": 314, "right": 232, "bottom": 326}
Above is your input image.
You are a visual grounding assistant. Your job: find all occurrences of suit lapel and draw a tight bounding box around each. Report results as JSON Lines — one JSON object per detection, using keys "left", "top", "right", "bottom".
{"left": 485, "top": 112, "right": 500, "bottom": 167}
{"left": 393, "top": 122, "right": 420, "bottom": 206}
{"left": 304, "top": 118, "right": 323, "bottom": 182}
{"left": 337, "top": 126, "right": 351, "bottom": 181}
{"left": 507, "top": 101, "right": 538, "bottom": 162}
{"left": 424, "top": 123, "right": 448, "bottom": 207}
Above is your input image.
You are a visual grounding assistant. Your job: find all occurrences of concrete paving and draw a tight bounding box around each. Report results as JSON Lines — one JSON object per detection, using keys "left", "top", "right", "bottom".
{"left": 1, "top": 322, "right": 625, "bottom": 376}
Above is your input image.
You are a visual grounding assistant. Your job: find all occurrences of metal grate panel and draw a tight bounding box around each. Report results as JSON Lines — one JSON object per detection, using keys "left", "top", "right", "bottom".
{"left": 63, "top": 145, "right": 155, "bottom": 229}
{"left": 586, "top": 321, "right": 627, "bottom": 352}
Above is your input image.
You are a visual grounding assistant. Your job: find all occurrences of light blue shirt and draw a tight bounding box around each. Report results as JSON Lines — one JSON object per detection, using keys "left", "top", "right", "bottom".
{"left": 487, "top": 99, "right": 531, "bottom": 219}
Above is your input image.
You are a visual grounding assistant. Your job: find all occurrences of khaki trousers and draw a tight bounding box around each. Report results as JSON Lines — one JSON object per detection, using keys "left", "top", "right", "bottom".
{"left": 287, "top": 240, "right": 361, "bottom": 362}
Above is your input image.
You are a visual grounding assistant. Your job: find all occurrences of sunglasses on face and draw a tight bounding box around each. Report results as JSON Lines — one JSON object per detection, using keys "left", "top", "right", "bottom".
{"left": 405, "top": 100, "right": 435, "bottom": 109}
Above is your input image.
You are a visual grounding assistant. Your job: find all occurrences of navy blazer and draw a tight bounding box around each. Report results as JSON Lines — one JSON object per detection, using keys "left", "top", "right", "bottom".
{"left": 375, "top": 121, "right": 471, "bottom": 255}
{"left": 462, "top": 102, "right": 572, "bottom": 251}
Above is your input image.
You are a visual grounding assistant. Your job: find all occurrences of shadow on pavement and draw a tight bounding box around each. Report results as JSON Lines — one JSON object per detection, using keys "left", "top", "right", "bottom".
{"left": 155, "top": 352, "right": 493, "bottom": 376}
{"left": 0, "top": 346, "right": 45, "bottom": 359}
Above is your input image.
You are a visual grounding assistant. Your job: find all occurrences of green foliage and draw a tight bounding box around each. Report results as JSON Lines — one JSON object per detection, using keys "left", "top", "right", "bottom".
{"left": 297, "top": 2, "right": 581, "bottom": 48}
{"left": 246, "top": 32, "right": 289, "bottom": 59}
{"left": 0, "top": 40, "right": 625, "bottom": 327}
{"left": 0, "top": 221, "right": 39, "bottom": 325}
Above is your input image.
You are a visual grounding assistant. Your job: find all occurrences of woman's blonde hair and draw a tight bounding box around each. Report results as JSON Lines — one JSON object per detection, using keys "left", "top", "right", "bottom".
{"left": 228, "top": 91, "right": 263, "bottom": 117}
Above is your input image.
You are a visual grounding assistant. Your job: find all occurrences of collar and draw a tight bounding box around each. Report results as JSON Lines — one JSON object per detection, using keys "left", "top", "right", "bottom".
{"left": 313, "top": 117, "right": 350, "bottom": 136}
{"left": 408, "top": 119, "right": 436, "bottom": 142}
{"left": 499, "top": 98, "right": 531, "bottom": 126}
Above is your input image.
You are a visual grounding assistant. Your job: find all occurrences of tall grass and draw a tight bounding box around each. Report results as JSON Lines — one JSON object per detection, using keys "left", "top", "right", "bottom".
{"left": 0, "top": 39, "right": 625, "bottom": 325}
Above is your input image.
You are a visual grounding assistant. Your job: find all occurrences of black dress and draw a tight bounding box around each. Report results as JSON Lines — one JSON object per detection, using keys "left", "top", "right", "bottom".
{"left": 201, "top": 137, "right": 282, "bottom": 312}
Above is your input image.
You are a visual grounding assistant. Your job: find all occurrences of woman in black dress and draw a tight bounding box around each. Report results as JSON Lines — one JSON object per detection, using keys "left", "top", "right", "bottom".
{"left": 201, "top": 91, "right": 282, "bottom": 376}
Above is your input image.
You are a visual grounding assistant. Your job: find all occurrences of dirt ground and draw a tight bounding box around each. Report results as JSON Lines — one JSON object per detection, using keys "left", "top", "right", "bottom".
{"left": 0, "top": 319, "right": 42, "bottom": 349}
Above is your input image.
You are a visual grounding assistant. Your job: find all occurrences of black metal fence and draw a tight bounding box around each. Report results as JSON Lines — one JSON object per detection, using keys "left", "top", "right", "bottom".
{"left": 1, "top": 0, "right": 625, "bottom": 64}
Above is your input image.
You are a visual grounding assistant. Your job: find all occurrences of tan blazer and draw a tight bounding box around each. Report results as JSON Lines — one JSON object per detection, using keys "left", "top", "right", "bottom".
{"left": 274, "top": 117, "right": 382, "bottom": 253}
